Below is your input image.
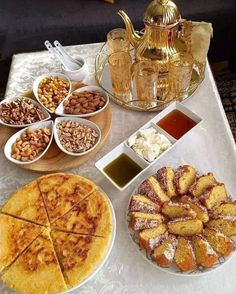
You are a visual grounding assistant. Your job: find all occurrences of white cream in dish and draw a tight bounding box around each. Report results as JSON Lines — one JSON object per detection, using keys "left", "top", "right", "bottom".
{"left": 127, "top": 127, "right": 172, "bottom": 162}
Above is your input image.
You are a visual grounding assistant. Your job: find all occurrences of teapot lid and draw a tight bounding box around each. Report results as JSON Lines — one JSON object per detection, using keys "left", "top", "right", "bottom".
{"left": 144, "top": 0, "right": 181, "bottom": 27}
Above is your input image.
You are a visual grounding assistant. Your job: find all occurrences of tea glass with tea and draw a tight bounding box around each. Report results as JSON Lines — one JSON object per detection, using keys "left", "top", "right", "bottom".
{"left": 168, "top": 53, "right": 193, "bottom": 99}
{"left": 108, "top": 51, "right": 132, "bottom": 100}
{"left": 107, "top": 28, "right": 130, "bottom": 53}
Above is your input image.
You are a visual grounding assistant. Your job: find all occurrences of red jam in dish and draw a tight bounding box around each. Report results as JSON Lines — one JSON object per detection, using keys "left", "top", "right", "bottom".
{"left": 157, "top": 109, "right": 197, "bottom": 140}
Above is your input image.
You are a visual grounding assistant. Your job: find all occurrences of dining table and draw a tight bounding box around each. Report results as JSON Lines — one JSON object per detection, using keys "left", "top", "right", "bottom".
{"left": 1, "top": 42, "right": 236, "bottom": 294}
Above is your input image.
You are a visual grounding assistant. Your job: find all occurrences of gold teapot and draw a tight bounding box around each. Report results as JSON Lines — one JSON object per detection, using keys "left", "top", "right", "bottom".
{"left": 118, "top": 0, "right": 185, "bottom": 72}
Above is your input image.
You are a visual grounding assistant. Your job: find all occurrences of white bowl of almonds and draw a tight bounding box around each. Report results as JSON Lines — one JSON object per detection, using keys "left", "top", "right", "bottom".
{"left": 33, "top": 73, "right": 71, "bottom": 114}
{"left": 54, "top": 117, "right": 101, "bottom": 156}
{"left": 0, "top": 96, "right": 51, "bottom": 128}
{"left": 4, "top": 120, "right": 53, "bottom": 165}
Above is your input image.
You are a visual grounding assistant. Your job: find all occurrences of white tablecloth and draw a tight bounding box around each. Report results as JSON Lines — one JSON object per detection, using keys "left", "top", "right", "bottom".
{"left": 1, "top": 43, "right": 236, "bottom": 294}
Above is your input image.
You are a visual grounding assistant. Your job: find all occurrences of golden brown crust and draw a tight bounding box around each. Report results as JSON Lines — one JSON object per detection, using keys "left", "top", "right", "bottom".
{"left": 200, "top": 183, "right": 228, "bottom": 209}
{"left": 52, "top": 190, "right": 112, "bottom": 237}
{"left": 168, "top": 217, "right": 203, "bottom": 236}
{"left": 189, "top": 173, "right": 216, "bottom": 197}
{"left": 153, "top": 235, "right": 177, "bottom": 267}
{"left": 155, "top": 167, "right": 176, "bottom": 198}
{"left": 2, "top": 230, "right": 67, "bottom": 294}
{"left": 130, "top": 212, "right": 164, "bottom": 231}
{"left": 174, "top": 237, "right": 196, "bottom": 272}
{"left": 139, "top": 224, "right": 167, "bottom": 251}
{"left": 129, "top": 194, "right": 160, "bottom": 214}
{"left": 0, "top": 213, "right": 43, "bottom": 272}
{"left": 213, "top": 202, "right": 236, "bottom": 216}
{"left": 161, "top": 202, "right": 197, "bottom": 219}
{"left": 206, "top": 215, "right": 236, "bottom": 237}
{"left": 174, "top": 165, "right": 196, "bottom": 195}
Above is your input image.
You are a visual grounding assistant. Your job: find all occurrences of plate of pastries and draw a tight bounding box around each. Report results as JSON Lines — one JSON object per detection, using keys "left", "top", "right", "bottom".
{"left": 0, "top": 173, "right": 116, "bottom": 294}
{"left": 127, "top": 165, "right": 236, "bottom": 276}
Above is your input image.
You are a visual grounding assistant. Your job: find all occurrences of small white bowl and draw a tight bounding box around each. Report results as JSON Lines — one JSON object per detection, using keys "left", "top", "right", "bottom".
{"left": 54, "top": 116, "right": 101, "bottom": 157}
{"left": 55, "top": 85, "right": 109, "bottom": 118}
{"left": 33, "top": 73, "right": 72, "bottom": 114}
{"left": 0, "top": 96, "right": 51, "bottom": 128}
{"left": 4, "top": 120, "right": 54, "bottom": 165}
{"left": 62, "top": 57, "right": 89, "bottom": 82}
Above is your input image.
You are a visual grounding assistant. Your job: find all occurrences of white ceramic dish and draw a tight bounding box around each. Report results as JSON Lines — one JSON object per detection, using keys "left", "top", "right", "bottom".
{"left": 33, "top": 73, "right": 72, "bottom": 114}
{"left": 54, "top": 116, "right": 101, "bottom": 156}
{"left": 127, "top": 174, "right": 236, "bottom": 277}
{"left": 55, "top": 85, "right": 109, "bottom": 118}
{"left": 4, "top": 120, "right": 54, "bottom": 165}
{"left": 62, "top": 57, "right": 89, "bottom": 81}
{"left": 95, "top": 102, "right": 203, "bottom": 191}
{"left": 61, "top": 186, "right": 116, "bottom": 293}
{"left": 0, "top": 96, "right": 51, "bottom": 128}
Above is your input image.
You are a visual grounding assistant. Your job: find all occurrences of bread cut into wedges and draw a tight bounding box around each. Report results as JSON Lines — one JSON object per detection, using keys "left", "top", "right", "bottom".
{"left": 167, "top": 217, "right": 203, "bottom": 236}
{"left": 192, "top": 234, "right": 218, "bottom": 268}
{"left": 0, "top": 213, "right": 43, "bottom": 272}
{"left": 153, "top": 234, "right": 177, "bottom": 267}
{"left": 174, "top": 237, "right": 196, "bottom": 272}
{"left": 139, "top": 224, "right": 167, "bottom": 251}
{"left": 180, "top": 195, "right": 209, "bottom": 223}
{"left": 38, "top": 173, "right": 96, "bottom": 223}
{"left": 52, "top": 190, "right": 112, "bottom": 237}
{"left": 129, "top": 194, "right": 160, "bottom": 214}
{"left": 1, "top": 180, "right": 49, "bottom": 226}
{"left": 199, "top": 183, "right": 227, "bottom": 209}
{"left": 51, "top": 230, "right": 109, "bottom": 288}
{"left": 161, "top": 202, "right": 196, "bottom": 219}
{"left": 174, "top": 165, "right": 196, "bottom": 195}
{"left": 155, "top": 167, "right": 176, "bottom": 198}
{"left": 204, "top": 228, "right": 234, "bottom": 256}
{"left": 189, "top": 173, "right": 216, "bottom": 197}
{"left": 207, "top": 215, "right": 236, "bottom": 237}
{"left": 130, "top": 212, "right": 164, "bottom": 231}
{"left": 2, "top": 230, "right": 67, "bottom": 294}
{"left": 213, "top": 202, "right": 236, "bottom": 217}
{"left": 138, "top": 176, "right": 169, "bottom": 205}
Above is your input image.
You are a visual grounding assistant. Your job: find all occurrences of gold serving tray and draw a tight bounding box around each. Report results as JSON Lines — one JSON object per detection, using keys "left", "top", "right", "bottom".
{"left": 95, "top": 43, "right": 205, "bottom": 112}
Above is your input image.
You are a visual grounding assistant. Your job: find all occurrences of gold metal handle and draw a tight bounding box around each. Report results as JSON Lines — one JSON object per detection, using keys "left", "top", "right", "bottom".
{"left": 159, "top": 0, "right": 169, "bottom": 4}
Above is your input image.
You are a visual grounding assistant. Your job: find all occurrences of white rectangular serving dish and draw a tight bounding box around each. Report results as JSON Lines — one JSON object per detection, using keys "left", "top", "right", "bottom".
{"left": 95, "top": 102, "right": 203, "bottom": 191}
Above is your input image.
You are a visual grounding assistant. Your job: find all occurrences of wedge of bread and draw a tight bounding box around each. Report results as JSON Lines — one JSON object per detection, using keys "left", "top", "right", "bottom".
{"left": 161, "top": 202, "right": 196, "bottom": 219}
{"left": 189, "top": 173, "right": 216, "bottom": 197}
{"left": 130, "top": 212, "right": 164, "bottom": 231}
{"left": 174, "top": 165, "right": 196, "bottom": 195}
{"left": 192, "top": 234, "right": 218, "bottom": 268}
{"left": 139, "top": 224, "right": 167, "bottom": 251}
{"left": 213, "top": 202, "right": 236, "bottom": 217}
{"left": 155, "top": 167, "right": 176, "bottom": 198}
{"left": 204, "top": 228, "right": 234, "bottom": 256}
{"left": 138, "top": 176, "right": 169, "bottom": 205}
{"left": 200, "top": 183, "right": 228, "bottom": 209}
{"left": 174, "top": 237, "right": 196, "bottom": 272}
{"left": 207, "top": 215, "right": 236, "bottom": 237}
{"left": 129, "top": 194, "right": 160, "bottom": 214}
{"left": 180, "top": 195, "right": 209, "bottom": 223}
{"left": 167, "top": 217, "right": 203, "bottom": 236}
{"left": 152, "top": 234, "right": 177, "bottom": 267}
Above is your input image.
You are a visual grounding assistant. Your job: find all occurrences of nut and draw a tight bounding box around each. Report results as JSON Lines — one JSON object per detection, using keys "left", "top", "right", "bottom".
{"left": 63, "top": 90, "right": 106, "bottom": 115}
{"left": 0, "top": 98, "right": 46, "bottom": 125}
{"left": 11, "top": 127, "right": 51, "bottom": 162}
{"left": 37, "top": 76, "right": 70, "bottom": 112}
{"left": 56, "top": 120, "right": 99, "bottom": 153}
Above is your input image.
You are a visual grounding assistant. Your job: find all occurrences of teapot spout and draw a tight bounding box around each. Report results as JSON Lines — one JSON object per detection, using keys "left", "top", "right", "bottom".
{"left": 117, "top": 10, "right": 142, "bottom": 48}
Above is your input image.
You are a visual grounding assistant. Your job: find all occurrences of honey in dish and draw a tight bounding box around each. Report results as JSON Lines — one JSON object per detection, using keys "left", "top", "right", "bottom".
{"left": 103, "top": 153, "right": 142, "bottom": 188}
{"left": 157, "top": 109, "right": 196, "bottom": 140}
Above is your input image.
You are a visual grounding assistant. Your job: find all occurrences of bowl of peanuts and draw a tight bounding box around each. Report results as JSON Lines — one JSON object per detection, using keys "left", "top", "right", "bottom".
{"left": 4, "top": 120, "right": 53, "bottom": 165}
{"left": 33, "top": 73, "right": 72, "bottom": 114}
{"left": 54, "top": 117, "right": 101, "bottom": 156}
{"left": 55, "top": 85, "right": 109, "bottom": 118}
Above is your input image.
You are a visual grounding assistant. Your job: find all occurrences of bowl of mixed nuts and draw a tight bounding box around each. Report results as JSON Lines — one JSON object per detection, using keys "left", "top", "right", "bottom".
{"left": 54, "top": 117, "right": 101, "bottom": 156}
{"left": 33, "top": 73, "right": 71, "bottom": 114}
{"left": 4, "top": 120, "right": 53, "bottom": 165}
{"left": 55, "top": 85, "right": 109, "bottom": 118}
{"left": 0, "top": 96, "right": 51, "bottom": 128}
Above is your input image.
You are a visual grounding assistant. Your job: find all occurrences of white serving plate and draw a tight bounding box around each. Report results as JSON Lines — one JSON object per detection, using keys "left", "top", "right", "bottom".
{"left": 95, "top": 102, "right": 203, "bottom": 191}
{"left": 0, "top": 96, "right": 51, "bottom": 128}
{"left": 55, "top": 85, "right": 109, "bottom": 118}
{"left": 127, "top": 172, "right": 236, "bottom": 277}
{"left": 54, "top": 116, "right": 101, "bottom": 156}
{"left": 33, "top": 73, "right": 72, "bottom": 114}
{"left": 4, "top": 120, "right": 54, "bottom": 165}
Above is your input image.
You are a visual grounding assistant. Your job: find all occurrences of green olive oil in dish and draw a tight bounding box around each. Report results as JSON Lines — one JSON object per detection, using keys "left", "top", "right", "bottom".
{"left": 103, "top": 153, "right": 143, "bottom": 188}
